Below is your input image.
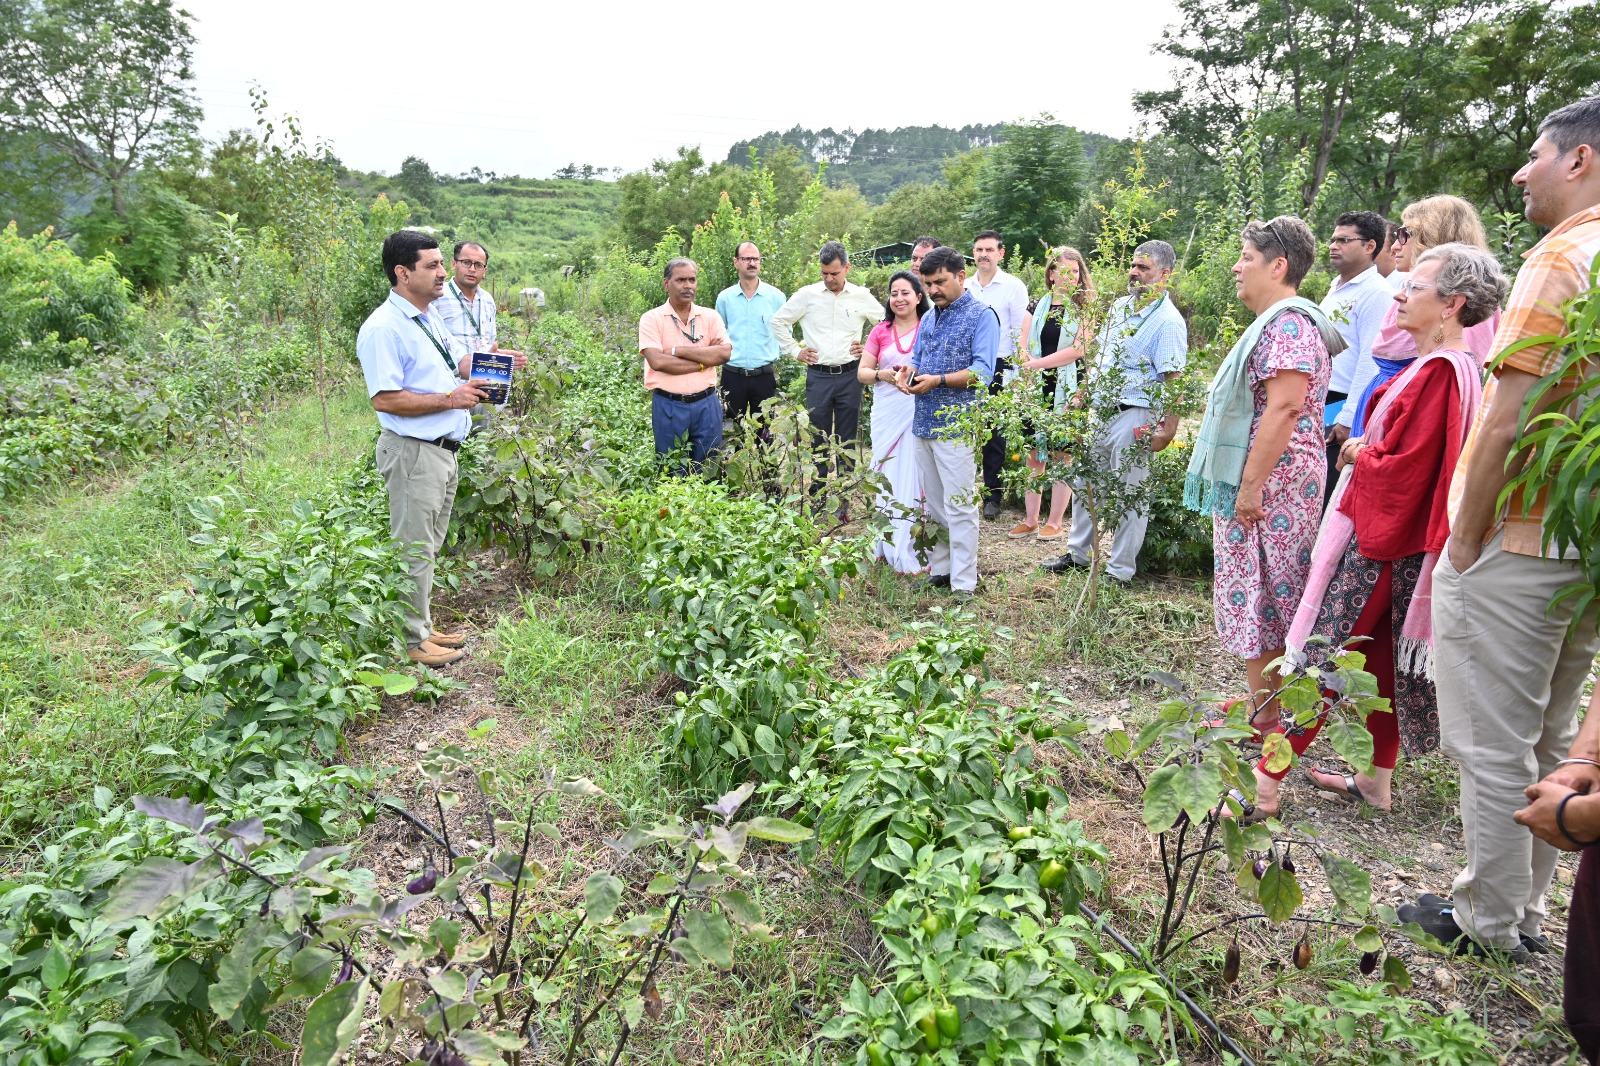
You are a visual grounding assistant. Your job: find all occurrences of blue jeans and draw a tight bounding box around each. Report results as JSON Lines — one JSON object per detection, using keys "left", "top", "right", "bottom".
{"left": 651, "top": 390, "right": 723, "bottom": 472}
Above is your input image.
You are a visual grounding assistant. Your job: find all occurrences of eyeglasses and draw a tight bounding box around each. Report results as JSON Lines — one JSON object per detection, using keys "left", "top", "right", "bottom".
{"left": 454, "top": 258, "right": 487, "bottom": 271}
{"left": 1396, "top": 278, "right": 1436, "bottom": 296}
{"left": 1392, "top": 227, "right": 1412, "bottom": 247}
{"left": 735, "top": 256, "right": 762, "bottom": 263}
{"left": 1328, "top": 236, "right": 1369, "bottom": 245}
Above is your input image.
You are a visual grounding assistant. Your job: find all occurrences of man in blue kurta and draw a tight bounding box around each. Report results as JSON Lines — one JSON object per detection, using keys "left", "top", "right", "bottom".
{"left": 894, "top": 247, "right": 1000, "bottom": 594}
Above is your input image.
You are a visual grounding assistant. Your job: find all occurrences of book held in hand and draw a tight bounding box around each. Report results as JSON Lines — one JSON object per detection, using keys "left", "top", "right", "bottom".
{"left": 473, "top": 352, "right": 514, "bottom": 404}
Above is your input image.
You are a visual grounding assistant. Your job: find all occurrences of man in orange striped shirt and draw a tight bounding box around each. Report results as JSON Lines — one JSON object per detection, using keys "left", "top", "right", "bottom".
{"left": 1400, "top": 97, "right": 1600, "bottom": 965}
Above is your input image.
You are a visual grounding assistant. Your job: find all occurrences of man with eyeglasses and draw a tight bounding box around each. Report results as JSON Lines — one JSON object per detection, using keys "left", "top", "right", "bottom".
{"left": 714, "top": 241, "right": 786, "bottom": 431}
{"left": 1318, "top": 211, "right": 1394, "bottom": 502}
{"left": 431, "top": 240, "right": 526, "bottom": 431}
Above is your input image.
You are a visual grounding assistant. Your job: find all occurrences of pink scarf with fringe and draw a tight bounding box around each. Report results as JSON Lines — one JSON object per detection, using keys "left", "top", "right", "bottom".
{"left": 1287, "top": 346, "right": 1483, "bottom": 678}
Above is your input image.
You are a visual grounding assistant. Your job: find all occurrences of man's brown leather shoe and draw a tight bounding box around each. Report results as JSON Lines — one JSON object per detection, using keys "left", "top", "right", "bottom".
{"left": 428, "top": 629, "right": 466, "bottom": 648}
{"left": 408, "top": 640, "right": 465, "bottom": 667}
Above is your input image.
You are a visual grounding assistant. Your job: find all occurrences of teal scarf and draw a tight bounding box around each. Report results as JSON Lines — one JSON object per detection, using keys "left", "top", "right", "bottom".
{"left": 1182, "top": 296, "right": 1347, "bottom": 518}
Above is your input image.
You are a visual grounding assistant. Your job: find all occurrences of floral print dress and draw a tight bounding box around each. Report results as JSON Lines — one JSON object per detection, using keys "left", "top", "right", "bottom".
{"left": 1212, "top": 311, "right": 1331, "bottom": 658}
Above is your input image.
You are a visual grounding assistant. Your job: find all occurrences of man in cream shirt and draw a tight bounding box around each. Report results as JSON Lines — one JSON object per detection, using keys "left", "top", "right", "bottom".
{"left": 770, "top": 241, "right": 884, "bottom": 491}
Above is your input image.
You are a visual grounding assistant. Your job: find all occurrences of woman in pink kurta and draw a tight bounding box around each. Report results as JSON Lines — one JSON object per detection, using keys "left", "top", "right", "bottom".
{"left": 1212, "top": 311, "right": 1332, "bottom": 658}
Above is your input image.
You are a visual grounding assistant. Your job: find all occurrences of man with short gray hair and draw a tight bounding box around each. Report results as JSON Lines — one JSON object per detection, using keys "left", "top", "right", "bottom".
{"left": 770, "top": 241, "right": 885, "bottom": 494}
{"left": 638, "top": 258, "right": 732, "bottom": 472}
{"left": 1041, "top": 240, "right": 1188, "bottom": 584}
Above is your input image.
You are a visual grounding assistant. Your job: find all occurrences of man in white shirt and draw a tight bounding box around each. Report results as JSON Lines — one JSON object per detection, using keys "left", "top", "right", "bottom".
{"left": 770, "top": 241, "right": 884, "bottom": 494}
{"left": 965, "top": 230, "right": 1030, "bottom": 519}
{"left": 357, "top": 231, "right": 491, "bottom": 668}
{"left": 431, "top": 240, "right": 524, "bottom": 432}
{"left": 1319, "top": 211, "right": 1395, "bottom": 502}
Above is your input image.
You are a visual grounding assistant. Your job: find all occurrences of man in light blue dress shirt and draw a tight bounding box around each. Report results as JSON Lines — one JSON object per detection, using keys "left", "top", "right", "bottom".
{"left": 357, "top": 231, "right": 490, "bottom": 668}
{"left": 1042, "top": 240, "right": 1189, "bottom": 584}
{"left": 714, "top": 241, "right": 786, "bottom": 430}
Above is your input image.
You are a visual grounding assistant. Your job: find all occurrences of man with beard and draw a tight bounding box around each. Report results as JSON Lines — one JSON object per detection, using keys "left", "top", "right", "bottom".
{"left": 1040, "top": 240, "right": 1188, "bottom": 585}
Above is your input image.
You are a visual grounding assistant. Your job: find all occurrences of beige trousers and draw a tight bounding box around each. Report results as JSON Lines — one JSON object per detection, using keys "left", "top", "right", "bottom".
{"left": 912, "top": 435, "right": 980, "bottom": 592}
{"left": 376, "top": 430, "right": 460, "bottom": 648}
{"left": 1433, "top": 530, "right": 1600, "bottom": 948}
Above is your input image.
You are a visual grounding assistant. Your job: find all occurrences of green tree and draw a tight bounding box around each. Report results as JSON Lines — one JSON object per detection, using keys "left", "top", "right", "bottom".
{"left": 613, "top": 146, "right": 751, "bottom": 252}
{"left": 0, "top": 131, "right": 80, "bottom": 234}
{"left": 396, "top": 155, "right": 437, "bottom": 210}
{"left": 808, "top": 185, "right": 870, "bottom": 245}
{"left": 0, "top": 0, "right": 201, "bottom": 219}
{"left": 967, "top": 117, "right": 1088, "bottom": 261}
{"left": 864, "top": 181, "right": 972, "bottom": 247}
{"left": 1406, "top": 0, "right": 1600, "bottom": 215}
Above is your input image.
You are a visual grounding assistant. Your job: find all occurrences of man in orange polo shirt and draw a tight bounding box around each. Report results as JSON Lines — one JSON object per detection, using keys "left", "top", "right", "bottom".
{"left": 1400, "top": 96, "right": 1600, "bottom": 966}
{"left": 639, "top": 257, "right": 732, "bottom": 472}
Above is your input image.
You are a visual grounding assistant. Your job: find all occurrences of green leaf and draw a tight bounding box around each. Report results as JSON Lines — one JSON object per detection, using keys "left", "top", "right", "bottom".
{"left": 1103, "top": 728, "right": 1131, "bottom": 760}
{"left": 976, "top": 915, "right": 1024, "bottom": 950}
{"left": 40, "top": 945, "right": 69, "bottom": 991}
{"left": 744, "top": 816, "right": 813, "bottom": 843}
{"left": 1325, "top": 716, "right": 1375, "bottom": 774}
{"left": 1174, "top": 760, "right": 1225, "bottom": 825}
{"left": 429, "top": 970, "right": 468, "bottom": 1002}
{"left": 210, "top": 920, "right": 268, "bottom": 1019}
{"left": 719, "top": 889, "right": 764, "bottom": 929}
{"left": 1257, "top": 863, "right": 1303, "bottom": 923}
{"left": 299, "top": 978, "right": 367, "bottom": 1066}
{"left": 1141, "top": 764, "right": 1183, "bottom": 833}
{"left": 1320, "top": 853, "right": 1372, "bottom": 918}
{"left": 683, "top": 909, "right": 734, "bottom": 970}
{"left": 1353, "top": 925, "right": 1383, "bottom": 953}
{"left": 1220, "top": 816, "right": 1244, "bottom": 865}
{"left": 1382, "top": 954, "right": 1412, "bottom": 990}
{"left": 583, "top": 872, "right": 624, "bottom": 924}
{"left": 379, "top": 672, "right": 416, "bottom": 695}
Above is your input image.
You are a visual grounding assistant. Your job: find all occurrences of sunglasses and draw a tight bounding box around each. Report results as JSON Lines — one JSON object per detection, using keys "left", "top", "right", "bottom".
{"left": 1393, "top": 226, "right": 1412, "bottom": 246}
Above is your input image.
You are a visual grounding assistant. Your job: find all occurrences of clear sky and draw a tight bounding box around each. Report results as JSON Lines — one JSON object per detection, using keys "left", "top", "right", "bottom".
{"left": 185, "top": 0, "right": 1183, "bottom": 180}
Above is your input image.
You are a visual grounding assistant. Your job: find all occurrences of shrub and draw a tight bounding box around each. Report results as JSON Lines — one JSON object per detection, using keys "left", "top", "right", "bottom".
{"left": 0, "top": 222, "right": 138, "bottom": 364}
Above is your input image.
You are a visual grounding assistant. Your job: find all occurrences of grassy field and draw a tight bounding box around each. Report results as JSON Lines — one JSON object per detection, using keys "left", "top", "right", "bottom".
{"left": 0, "top": 317, "right": 1583, "bottom": 1064}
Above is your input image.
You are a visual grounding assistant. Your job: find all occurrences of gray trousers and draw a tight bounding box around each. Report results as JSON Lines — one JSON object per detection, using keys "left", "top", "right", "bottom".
{"left": 912, "top": 435, "right": 980, "bottom": 592}
{"left": 1433, "top": 530, "right": 1600, "bottom": 948}
{"left": 376, "top": 430, "right": 460, "bottom": 648}
{"left": 1066, "top": 406, "right": 1153, "bottom": 582}
{"left": 806, "top": 365, "right": 863, "bottom": 447}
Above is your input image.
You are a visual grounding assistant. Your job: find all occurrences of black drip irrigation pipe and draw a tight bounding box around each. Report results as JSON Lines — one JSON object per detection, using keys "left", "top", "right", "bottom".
{"left": 1078, "top": 902, "right": 1257, "bottom": 1066}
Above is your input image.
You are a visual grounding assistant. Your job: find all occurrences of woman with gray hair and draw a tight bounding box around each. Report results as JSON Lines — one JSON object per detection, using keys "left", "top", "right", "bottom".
{"left": 1186, "top": 215, "right": 1347, "bottom": 821}
{"left": 1250, "top": 242, "right": 1509, "bottom": 817}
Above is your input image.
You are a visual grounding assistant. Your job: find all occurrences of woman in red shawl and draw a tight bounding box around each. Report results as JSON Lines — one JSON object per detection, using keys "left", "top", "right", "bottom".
{"left": 1243, "top": 242, "right": 1509, "bottom": 819}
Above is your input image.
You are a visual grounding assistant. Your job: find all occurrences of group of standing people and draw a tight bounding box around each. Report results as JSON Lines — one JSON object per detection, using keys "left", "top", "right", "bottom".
{"left": 349, "top": 92, "right": 1600, "bottom": 1060}
{"left": 1177, "top": 95, "right": 1600, "bottom": 1056}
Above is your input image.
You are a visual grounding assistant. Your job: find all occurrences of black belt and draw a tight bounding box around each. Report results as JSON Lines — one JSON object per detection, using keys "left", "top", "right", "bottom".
{"left": 422, "top": 435, "right": 462, "bottom": 453}
{"left": 724, "top": 363, "right": 776, "bottom": 378}
{"left": 656, "top": 386, "right": 717, "bottom": 403}
{"left": 809, "top": 360, "right": 859, "bottom": 376}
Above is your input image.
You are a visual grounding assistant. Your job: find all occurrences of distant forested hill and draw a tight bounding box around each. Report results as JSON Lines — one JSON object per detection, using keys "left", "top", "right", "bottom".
{"left": 725, "top": 124, "right": 1121, "bottom": 201}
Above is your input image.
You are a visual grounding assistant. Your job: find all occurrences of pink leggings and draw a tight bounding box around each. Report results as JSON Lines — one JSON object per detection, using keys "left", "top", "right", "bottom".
{"left": 1260, "top": 561, "right": 1402, "bottom": 781}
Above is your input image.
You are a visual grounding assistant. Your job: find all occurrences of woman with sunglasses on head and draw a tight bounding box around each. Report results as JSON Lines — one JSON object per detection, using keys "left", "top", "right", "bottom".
{"left": 1008, "top": 246, "right": 1095, "bottom": 541}
{"left": 1267, "top": 244, "right": 1509, "bottom": 816}
{"left": 857, "top": 270, "right": 931, "bottom": 573}
{"left": 1346, "top": 195, "right": 1503, "bottom": 436}
{"left": 1185, "top": 216, "right": 1346, "bottom": 820}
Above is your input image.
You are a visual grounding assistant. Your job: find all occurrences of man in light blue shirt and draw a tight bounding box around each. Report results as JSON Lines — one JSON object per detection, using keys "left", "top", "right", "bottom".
{"left": 357, "top": 231, "right": 490, "bottom": 668}
{"left": 1318, "top": 211, "right": 1395, "bottom": 501}
{"left": 1043, "top": 240, "right": 1189, "bottom": 584}
{"left": 714, "top": 241, "right": 786, "bottom": 429}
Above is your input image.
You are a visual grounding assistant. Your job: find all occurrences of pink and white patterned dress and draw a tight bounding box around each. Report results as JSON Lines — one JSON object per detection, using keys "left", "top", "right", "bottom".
{"left": 1212, "top": 311, "right": 1331, "bottom": 658}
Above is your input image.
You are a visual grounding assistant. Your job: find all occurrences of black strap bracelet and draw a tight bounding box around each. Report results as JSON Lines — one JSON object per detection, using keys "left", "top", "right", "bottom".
{"left": 1556, "top": 792, "right": 1600, "bottom": 848}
